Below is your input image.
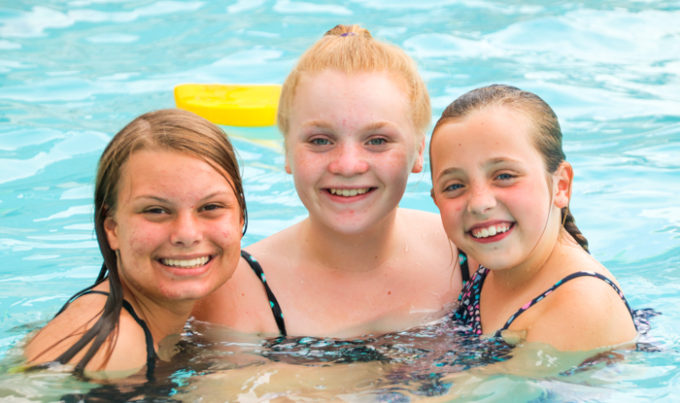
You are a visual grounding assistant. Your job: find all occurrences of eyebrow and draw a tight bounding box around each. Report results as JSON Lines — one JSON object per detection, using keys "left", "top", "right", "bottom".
{"left": 434, "top": 157, "right": 522, "bottom": 179}
{"left": 301, "top": 120, "right": 393, "bottom": 131}
{"left": 133, "top": 190, "right": 232, "bottom": 203}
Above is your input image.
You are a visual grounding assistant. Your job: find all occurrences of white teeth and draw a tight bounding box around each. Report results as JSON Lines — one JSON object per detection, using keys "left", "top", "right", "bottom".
{"left": 161, "top": 256, "right": 210, "bottom": 268}
{"left": 329, "top": 188, "right": 370, "bottom": 197}
{"left": 472, "top": 224, "right": 510, "bottom": 239}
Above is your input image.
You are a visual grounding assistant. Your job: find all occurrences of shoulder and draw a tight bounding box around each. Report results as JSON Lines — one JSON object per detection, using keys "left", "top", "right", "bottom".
{"left": 192, "top": 246, "right": 283, "bottom": 334}
{"left": 397, "top": 209, "right": 449, "bottom": 242}
{"left": 24, "top": 290, "right": 108, "bottom": 364}
{"left": 24, "top": 289, "right": 149, "bottom": 373}
{"left": 521, "top": 270, "right": 637, "bottom": 351}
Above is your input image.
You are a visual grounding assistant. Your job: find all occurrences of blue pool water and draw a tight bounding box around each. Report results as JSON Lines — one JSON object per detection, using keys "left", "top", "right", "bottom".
{"left": 1, "top": 0, "right": 679, "bottom": 401}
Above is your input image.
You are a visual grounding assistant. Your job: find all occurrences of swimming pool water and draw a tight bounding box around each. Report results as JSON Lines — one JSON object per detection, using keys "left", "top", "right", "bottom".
{"left": 1, "top": 0, "right": 679, "bottom": 401}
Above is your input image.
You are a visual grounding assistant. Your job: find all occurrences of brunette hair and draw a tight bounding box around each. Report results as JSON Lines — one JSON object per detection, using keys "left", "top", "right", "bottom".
{"left": 54, "top": 108, "right": 247, "bottom": 373}
{"left": 431, "top": 84, "right": 589, "bottom": 252}
{"left": 277, "top": 24, "right": 431, "bottom": 140}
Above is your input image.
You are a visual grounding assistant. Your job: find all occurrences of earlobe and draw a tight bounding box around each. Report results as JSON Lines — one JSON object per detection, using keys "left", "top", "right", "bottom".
{"left": 285, "top": 152, "right": 292, "bottom": 174}
{"left": 553, "top": 161, "right": 573, "bottom": 208}
{"left": 104, "top": 215, "right": 119, "bottom": 251}
{"left": 430, "top": 188, "right": 438, "bottom": 206}
{"left": 411, "top": 137, "right": 426, "bottom": 173}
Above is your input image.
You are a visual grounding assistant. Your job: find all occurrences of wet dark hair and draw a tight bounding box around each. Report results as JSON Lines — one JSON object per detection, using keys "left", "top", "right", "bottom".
{"left": 431, "top": 84, "right": 589, "bottom": 252}
{"left": 53, "top": 108, "right": 247, "bottom": 373}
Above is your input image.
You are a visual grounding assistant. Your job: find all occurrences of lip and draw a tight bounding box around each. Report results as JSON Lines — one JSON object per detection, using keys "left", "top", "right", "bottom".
{"left": 156, "top": 254, "right": 215, "bottom": 277}
{"left": 467, "top": 221, "right": 514, "bottom": 244}
{"left": 323, "top": 186, "right": 376, "bottom": 202}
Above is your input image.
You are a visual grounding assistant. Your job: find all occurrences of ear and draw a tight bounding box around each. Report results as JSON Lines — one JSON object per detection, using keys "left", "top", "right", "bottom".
{"left": 553, "top": 161, "right": 573, "bottom": 209}
{"left": 430, "top": 187, "right": 440, "bottom": 208}
{"left": 411, "top": 137, "right": 425, "bottom": 173}
{"left": 104, "top": 214, "right": 120, "bottom": 251}
{"left": 284, "top": 145, "right": 292, "bottom": 174}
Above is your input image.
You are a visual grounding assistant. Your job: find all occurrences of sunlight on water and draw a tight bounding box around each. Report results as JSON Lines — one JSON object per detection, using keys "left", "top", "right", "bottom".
{"left": 0, "top": 0, "right": 679, "bottom": 401}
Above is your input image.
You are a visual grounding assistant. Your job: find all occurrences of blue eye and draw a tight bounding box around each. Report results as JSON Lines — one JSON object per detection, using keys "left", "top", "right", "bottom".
{"left": 366, "top": 137, "right": 387, "bottom": 146}
{"left": 444, "top": 183, "right": 463, "bottom": 192}
{"left": 496, "top": 173, "right": 515, "bottom": 181}
{"left": 310, "top": 137, "right": 331, "bottom": 146}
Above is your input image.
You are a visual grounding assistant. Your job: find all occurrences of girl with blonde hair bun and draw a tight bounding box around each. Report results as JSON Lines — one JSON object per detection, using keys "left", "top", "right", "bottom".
{"left": 195, "top": 25, "right": 464, "bottom": 337}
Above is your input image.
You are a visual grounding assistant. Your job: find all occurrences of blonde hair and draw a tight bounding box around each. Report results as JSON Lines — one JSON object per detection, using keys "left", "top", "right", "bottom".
{"left": 277, "top": 24, "right": 431, "bottom": 139}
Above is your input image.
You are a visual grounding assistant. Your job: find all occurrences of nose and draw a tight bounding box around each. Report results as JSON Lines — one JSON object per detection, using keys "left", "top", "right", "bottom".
{"left": 467, "top": 182, "right": 496, "bottom": 215}
{"left": 170, "top": 211, "right": 202, "bottom": 247}
{"left": 327, "top": 142, "right": 369, "bottom": 176}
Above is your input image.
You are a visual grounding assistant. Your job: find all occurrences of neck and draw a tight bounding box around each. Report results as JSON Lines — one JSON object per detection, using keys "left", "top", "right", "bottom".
{"left": 488, "top": 218, "right": 565, "bottom": 291}
{"left": 301, "top": 209, "right": 401, "bottom": 273}
{"left": 121, "top": 285, "right": 193, "bottom": 348}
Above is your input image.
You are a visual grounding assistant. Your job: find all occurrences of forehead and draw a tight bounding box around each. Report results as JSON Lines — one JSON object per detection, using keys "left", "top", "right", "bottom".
{"left": 118, "top": 149, "right": 231, "bottom": 190}
{"left": 290, "top": 70, "right": 413, "bottom": 129}
{"left": 430, "top": 105, "right": 544, "bottom": 171}
{"left": 435, "top": 105, "right": 534, "bottom": 144}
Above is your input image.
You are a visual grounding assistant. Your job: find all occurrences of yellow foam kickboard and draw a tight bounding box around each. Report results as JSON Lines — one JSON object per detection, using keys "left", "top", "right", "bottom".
{"left": 174, "top": 83, "right": 281, "bottom": 127}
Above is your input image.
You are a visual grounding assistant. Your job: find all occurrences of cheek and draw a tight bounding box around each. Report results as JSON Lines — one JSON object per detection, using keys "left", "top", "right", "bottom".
{"left": 124, "top": 225, "right": 162, "bottom": 254}
{"left": 290, "top": 150, "right": 320, "bottom": 178}
{"left": 437, "top": 200, "right": 465, "bottom": 231}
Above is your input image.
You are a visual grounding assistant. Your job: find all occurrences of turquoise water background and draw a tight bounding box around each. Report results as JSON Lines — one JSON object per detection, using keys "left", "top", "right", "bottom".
{"left": 1, "top": 0, "right": 679, "bottom": 401}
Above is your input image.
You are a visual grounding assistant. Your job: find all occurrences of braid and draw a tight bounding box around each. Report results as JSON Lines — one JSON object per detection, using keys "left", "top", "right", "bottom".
{"left": 561, "top": 207, "right": 589, "bottom": 253}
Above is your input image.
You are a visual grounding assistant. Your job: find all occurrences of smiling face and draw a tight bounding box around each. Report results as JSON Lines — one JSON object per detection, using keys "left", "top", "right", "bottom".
{"left": 104, "top": 149, "right": 243, "bottom": 303}
{"left": 285, "top": 70, "right": 424, "bottom": 234}
{"left": 431, "top": 105, "right": 569, "bottom": 271}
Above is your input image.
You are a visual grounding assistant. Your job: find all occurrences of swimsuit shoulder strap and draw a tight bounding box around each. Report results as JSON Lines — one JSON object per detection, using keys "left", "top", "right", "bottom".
{"left": 241, "top": 250, "right": 287, "bottom": 336}
{"left": 120, "top": 300, "right": 157, "bottom": 381}
{"left": 459, "top": 252, "right": 471, "bottom": 283}
{"left": 57, "top": 286, "right": 157, "bottom": 381}
{"left": 496, "top": 271, "right": 637, "bottom": 336}
{"left": 452, "top": 265, "right": 489, "bottom": 335}
{"left": 55, "top": 287, "right": 109, "bottom": 316}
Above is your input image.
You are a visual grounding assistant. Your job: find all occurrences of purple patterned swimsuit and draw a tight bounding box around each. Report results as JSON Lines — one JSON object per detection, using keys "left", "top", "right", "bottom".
{"left": 453, "top": 265, "right": 637, "bottom": 337}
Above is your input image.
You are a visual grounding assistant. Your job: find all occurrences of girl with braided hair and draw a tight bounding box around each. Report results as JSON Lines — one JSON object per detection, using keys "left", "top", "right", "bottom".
{"left": 430, "top": 84, "right": 637, "bottom": 350}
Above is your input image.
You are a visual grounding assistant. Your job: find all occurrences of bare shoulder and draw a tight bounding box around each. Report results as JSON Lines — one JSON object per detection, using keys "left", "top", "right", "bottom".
{"left": 24, "top": 292, "right": 107, "bottom": 364}
{"left": 398, "top": 209, "right": 449, "bottom": 241}
{"left": 523, "top": 267, "right": 637, "bottom": 351}
{"left": 247, "top": 222, "right": 304, "bottom": 258}
{"left": 191, "top": 224, "right": 302, "bottom": 334}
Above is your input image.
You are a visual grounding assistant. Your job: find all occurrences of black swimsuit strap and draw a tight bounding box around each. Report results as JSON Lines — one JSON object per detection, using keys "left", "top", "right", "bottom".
{"left": 459, "top": 252, "right": 471, "bottom": 283}
{"left": 57, "top": 287, "right": 157, "bottom": 380}
{"left": 241, "top": 250, "right": 287, "bottom": 336}
{"left": 496, "top": 271, "right": 638, "bottom": 337}
{"left": 121, "top": 299, "right": 156, "bottom": 381}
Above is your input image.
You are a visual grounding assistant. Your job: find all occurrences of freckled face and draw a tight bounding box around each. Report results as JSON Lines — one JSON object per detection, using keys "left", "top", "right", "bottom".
{"left": 104, "top": 149, "right": 243, "bottom": 303}
{"left": 430, "top": 106, "right": 562, "bottom": 271}
{"left": 285, "top": 70, "right": 424, "bottom": 234}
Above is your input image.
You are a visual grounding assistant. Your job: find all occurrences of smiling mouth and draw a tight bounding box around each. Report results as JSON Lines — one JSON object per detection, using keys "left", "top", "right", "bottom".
{"left": 159, "top": 256, "right": 212, "bottom": 268}
{"left": 470, "top": 223, "right": 512, "bottom": 239}
{"left": 327, "top": 187, "right": 373, "bottom": 197}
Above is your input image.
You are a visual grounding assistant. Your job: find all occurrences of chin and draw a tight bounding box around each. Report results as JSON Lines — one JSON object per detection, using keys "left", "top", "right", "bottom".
{"left": 162, "top": 282, "right": 219, "bottom": 302}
